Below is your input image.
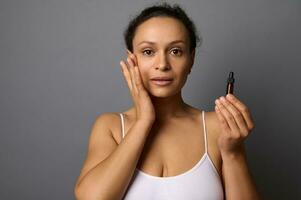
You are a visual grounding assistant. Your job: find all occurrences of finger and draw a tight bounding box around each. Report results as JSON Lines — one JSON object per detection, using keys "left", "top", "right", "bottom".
{"left": 219, "top": 96, "right": 249, "bottom": 136}
{"left": 215, "top": 99, "right": 240, "bottom": 138}
{"left": 226, "top": 94, "right": 254, "bottom": 130}
{"left": 127, "top": 57, "right": 138, "bottom": 93}
{"left": 126, "top": 50, "right": 145, "bottom": 93}
{"left": 130, "top": 53, "right": 138, "bottom": 67}
{"left": 133, "top": 64, "right": 145, "bottom": 92}
{"left": 120, "top": 60, "right": 133, "bottom": 91}
{"left": 126, "top": 49, "right": 132, "bottom": 56}
{"left": 127, "top": 49, "right": 136, "bottom": 60}
{"left": 123, "top": 59, "right": 135, "bottom": 91}
{"left": 215, "top": 105, "right": 231, "bottom": 133}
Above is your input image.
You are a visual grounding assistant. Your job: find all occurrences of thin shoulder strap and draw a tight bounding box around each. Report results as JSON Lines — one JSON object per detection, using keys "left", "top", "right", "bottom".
{"left": 119, "top": 113, "right": 125, "bottom": 139}
{"left": 202, "top": 110, "right": 208, "bottom": 154}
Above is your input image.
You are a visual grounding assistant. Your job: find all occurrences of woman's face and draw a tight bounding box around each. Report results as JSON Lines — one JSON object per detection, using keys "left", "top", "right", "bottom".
{"left": 131, "top": 17, "right": 195, "bottom": 98}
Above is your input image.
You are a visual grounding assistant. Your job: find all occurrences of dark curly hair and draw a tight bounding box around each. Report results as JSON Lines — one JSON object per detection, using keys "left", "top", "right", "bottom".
{"left": 123, "top": 2, "right": 202, "bottom": 53}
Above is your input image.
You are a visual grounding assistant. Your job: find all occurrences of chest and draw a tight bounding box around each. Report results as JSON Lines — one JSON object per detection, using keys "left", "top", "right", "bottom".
{"left": 114, "top": 116, "right": 222, "bottom": 178}
{"left": 137, "top": 121, "right": 205, "bottom": 177}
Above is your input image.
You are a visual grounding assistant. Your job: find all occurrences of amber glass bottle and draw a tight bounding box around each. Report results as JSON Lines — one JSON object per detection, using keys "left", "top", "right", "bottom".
{"left": 226, "top": 71, "right": 235, "bottom": 94}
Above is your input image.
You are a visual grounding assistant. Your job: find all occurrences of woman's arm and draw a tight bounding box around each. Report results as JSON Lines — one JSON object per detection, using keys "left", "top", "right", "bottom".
{"left": 214, "top": 94, "right": 262, "bottom": 200}
{"left": 76, "top": 50, "right": 156, "bottom": 200}
{"left": 221, "top": 145, "right": 262, "bottom": 200}
{"left": 74, "top": 114, "right": 154, "bottom": 200}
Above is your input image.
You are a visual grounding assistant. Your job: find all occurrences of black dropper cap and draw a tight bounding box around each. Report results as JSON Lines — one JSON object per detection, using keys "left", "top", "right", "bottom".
{"left": 227, "top": 72, "right": 235, "bottom": 83}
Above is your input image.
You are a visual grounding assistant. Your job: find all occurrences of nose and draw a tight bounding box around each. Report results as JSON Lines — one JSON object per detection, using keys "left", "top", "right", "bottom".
{"left": 156, "top": 51, "right": 170, "bottom": 71}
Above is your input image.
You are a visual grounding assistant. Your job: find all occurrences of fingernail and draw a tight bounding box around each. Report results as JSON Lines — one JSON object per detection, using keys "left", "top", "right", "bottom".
{"left": 126, "top": 49, "right": 132, "bottom": 54}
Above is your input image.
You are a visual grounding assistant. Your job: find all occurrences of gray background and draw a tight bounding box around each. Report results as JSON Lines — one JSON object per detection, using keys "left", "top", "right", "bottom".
{"left": 1, "top": 0, "right": 300, "bottom": 199}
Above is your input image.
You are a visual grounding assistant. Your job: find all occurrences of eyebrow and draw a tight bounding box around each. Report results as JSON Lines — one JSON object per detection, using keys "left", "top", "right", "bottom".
{"left": 138, "top": 40, "right": 185, "bottom": 46}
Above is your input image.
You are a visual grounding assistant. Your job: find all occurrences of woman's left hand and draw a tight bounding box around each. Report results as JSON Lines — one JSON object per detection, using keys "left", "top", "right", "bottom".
{"left": 214, "top": 94, "right": 255, "bottom": 157}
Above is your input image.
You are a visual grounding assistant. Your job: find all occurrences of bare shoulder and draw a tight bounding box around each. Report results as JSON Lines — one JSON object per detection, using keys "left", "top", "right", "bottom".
{"left": 187, "top": 106, "right": 222, "bottom": 143}
{"left": 87, "top": 112, "right": 123, "bottom": 151}
{"left": 94, "top": 112, "right": 123, "bottom": 143}
{"left": 93, "top": 112, "right": 118, "bottom": 131}
{"left": 205, "top": 110, "right": 224, "bottom": 177}
{"left": 95, "top": 111, "right": 137, "bottom": 144}
{"left": 186, "top": 105, "right": 221, "bottom": 137}
{"left": 206, "top": 110, "right": 222, "bottom": 139}
{"left": 74, "top": 112, "right": 120, "bottom": 188}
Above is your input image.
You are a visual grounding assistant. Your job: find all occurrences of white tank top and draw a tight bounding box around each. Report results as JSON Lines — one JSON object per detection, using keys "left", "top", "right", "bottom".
{"left": 119, "top": 111, "right": 224, "bottom": 200}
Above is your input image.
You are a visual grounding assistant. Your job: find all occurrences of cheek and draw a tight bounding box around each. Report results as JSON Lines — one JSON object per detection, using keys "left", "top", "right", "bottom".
{"left": 138, "top": 68, "right": 147, "bottom": 79}
{"left": 136, "top": 56, "right": 154, "bottom": 68}
{"left": 175, "top": 66, "right": 191, "bottom": 87}
{"left": 136, "top": 57, "right": 153, "bottom": 78}
{"left": 136, "top": 66, "right": 149, "bottom": 86}
{"left": 176, "top": 61, "right": 191, "bottom": 75}
{"left": 176, "top": 70, "right": 188, "bottom": 83}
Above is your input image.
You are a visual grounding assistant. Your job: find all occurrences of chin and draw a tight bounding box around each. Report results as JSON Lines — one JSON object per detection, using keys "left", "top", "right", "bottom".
{"left": 150, "top": 93, "right": 171, "bottom": 98}
{"left": 148, "top": 87, "right": 180, "bottom": 98}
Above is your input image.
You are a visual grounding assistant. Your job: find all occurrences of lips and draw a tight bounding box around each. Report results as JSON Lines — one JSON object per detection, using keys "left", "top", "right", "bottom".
{"left": 151, "top": 77, "right": 173, "bottom": 86}
{"left": 150, "top": 77, "right": 173, "bottom": 81}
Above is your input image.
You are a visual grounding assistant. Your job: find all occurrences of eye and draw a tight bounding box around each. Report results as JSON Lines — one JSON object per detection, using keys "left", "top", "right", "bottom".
{"left": 171, "top": 48, "right": 182, "bottom": 56}
{"left": 142, "top": 49, "right": 154, "bottom": 56}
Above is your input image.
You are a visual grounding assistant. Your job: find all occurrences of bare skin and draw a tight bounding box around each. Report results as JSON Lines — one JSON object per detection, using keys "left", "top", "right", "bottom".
{"left": 115, "top": 16, "right": 223, "bottom": 179}
{"left": 75, "top": 16, "right": 261, "bottom": 200}
{"left": 110, "top": 107, "right": 223, "bottom": 179}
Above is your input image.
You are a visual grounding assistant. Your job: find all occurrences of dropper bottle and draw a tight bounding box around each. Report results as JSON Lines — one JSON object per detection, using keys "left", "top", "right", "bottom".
{"left": 226, "top": 72, "right": 235, "bottom": 95}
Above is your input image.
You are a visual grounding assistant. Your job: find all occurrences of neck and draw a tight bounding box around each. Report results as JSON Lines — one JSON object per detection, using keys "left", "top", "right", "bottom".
{"left": 149, "top": 90, "right": 189, "bottom": 122}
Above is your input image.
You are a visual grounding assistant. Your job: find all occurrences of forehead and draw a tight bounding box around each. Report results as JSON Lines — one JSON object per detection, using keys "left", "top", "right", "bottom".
{"left": 133, "top": 17, "right": 189, "bottom": 46}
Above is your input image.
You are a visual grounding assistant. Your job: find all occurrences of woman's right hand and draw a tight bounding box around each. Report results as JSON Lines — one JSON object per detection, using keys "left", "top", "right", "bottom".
{"left": 120, "top": 50, "right": 156, "bottom": 123}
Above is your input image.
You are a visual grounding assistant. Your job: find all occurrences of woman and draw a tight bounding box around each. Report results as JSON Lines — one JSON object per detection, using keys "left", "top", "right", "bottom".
{"left": 74, "top": 3, "right": 261, "bottom": 200}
